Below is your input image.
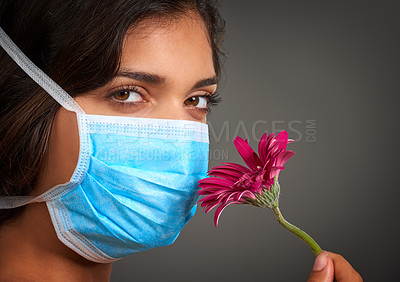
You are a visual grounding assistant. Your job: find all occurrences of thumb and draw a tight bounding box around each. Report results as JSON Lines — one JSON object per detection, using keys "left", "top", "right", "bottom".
{"left": 307, "top": 251, "right": 334, "bottom": 282}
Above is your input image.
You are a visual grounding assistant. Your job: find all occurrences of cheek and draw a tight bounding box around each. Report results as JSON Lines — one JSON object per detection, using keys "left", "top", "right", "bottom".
{"left": 187, "top": 109, "right": 208, "bottom": 123}
{"left": 35, "top": 108, "right": 80, "bottom": 194}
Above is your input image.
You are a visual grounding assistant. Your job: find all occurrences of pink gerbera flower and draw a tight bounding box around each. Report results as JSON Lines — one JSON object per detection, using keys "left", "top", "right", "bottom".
{"left": 198, "top": 131, "right": 295, "bottom": 226}
{"left": 198, "top": 130, "right": 322, "bottom": 257}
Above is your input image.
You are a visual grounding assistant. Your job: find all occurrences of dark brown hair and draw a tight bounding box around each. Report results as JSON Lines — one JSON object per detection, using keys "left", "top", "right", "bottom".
{"left": 0, "top": 0, "right": 225, "bottom": 226}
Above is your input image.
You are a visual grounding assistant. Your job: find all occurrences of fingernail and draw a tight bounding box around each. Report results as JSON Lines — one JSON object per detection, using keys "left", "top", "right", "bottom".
{"left": 312, "top": 252, "right": 328, "bottom": 271}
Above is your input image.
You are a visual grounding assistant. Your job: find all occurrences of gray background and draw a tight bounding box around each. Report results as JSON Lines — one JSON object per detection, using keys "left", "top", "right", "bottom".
{"left": 111, "top": 1, "right": 400, "bottom": 281}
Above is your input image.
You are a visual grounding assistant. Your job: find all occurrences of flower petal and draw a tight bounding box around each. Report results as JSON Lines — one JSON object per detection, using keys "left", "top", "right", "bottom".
{"left": 258, "top": 131, "right": 270, "bottom": 164}
{"left": 276, "top": 150, "right": 295, "bottom": 167}
{"left": 198, "top": 182, "right": 231, "bottom": 190}
{"left": 214, "top": 201, "right": 239, "bottom": 227}
{"left": 261, "top": 133, "right": 276, "bottom": 164}
{"left": 207, "top": 172, "right": 239, "bottom": 182}
{"left": 220, "top": 162, "right": 252, "bottom": 174}
{"left": 275, "top": 130, "right": 289, "bottom": 151}
{"left": 197, "top": 187, "right": 232, "bottom": 195}
{"left": 199, "top": 177, "right": 234, "bottom": 187}
{"left": 269, "top": 167, "right": 283, "bottom": 179}
{"left": 208, "top": 167, "right": 244, "bottom": 179}
{"left": 204, "top": 202, "right": 220, "bottom": 213}
{"left": 233, "top": 137, "right": 258, "bottom": 170}
{"left": 235, "top": 190, "right": 256, "bottom": 201}
{"left": 253, "top": 152, "right": 263, "bottom": 167}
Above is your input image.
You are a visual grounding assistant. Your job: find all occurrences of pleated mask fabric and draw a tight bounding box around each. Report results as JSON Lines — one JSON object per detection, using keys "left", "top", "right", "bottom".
{"left": 0, "top": 27, "right": 209, "bottom": 263}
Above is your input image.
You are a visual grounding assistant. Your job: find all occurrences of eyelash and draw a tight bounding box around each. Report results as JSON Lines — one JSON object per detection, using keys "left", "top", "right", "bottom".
{"left": 195, "top": 91, "right": 222, "bottom": 113}
{"left": 106, "top": 85, "right": 143, "bottom": 108}
{"left": 106, "top": 85, "right": 222, "bottom": 112}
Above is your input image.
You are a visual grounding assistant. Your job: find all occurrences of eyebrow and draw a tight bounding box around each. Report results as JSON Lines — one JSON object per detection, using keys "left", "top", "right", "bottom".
{"left": 193, "top": 77, "right": 218, "bottom": 89}
{"left": 116, "top": 71, "right": 218, "bottom": 89}
{"left": 117, "top": 71, "right": 166, "bottom": 85}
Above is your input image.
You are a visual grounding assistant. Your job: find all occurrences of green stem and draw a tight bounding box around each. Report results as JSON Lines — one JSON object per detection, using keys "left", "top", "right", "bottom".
{"left": 272, "top": 206, "right": 322, "bottom": 257}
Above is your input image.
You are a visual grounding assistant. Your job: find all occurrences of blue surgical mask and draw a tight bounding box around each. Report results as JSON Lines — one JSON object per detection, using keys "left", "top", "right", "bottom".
{"left": 0, "top": 27, "right": 209, "bottom": 263}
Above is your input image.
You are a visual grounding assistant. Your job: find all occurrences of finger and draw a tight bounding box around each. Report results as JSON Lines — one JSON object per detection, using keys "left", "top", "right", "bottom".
{"left": 327, "top": 252, "right": 363, "bottom": 282}
{"left": 307, "top": 251, "right": 334, "bottom": 282}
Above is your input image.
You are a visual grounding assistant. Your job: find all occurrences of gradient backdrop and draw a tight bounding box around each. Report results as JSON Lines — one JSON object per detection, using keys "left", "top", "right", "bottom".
{"left": 111, "top": 1, "right": 400, "bottom": 281}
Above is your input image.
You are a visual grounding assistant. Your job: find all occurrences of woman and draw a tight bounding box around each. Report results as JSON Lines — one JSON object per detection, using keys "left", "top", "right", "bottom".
{"left": 0, "top": 0, "right": 361, "bottom": 281}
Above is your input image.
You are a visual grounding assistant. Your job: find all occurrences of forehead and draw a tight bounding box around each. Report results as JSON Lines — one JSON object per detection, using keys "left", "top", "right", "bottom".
{"left": 119, "top": 12, "right": 215, "bottom": 79}
{"left": 128, "top": 11, "right": 210, "bottom": 41}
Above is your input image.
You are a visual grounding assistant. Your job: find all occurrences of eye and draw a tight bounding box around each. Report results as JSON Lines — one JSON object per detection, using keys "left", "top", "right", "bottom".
{"left": 112, "top": 88, "right": 144, "bottom": 103}
{"left": 184, "top": 95, "right": 208, "bottom": 108}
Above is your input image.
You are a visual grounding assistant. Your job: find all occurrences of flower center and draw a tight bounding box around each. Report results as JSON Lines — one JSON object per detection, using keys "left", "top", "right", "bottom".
{"left": 233, "top": 171, "right": 262, "bottom": 190}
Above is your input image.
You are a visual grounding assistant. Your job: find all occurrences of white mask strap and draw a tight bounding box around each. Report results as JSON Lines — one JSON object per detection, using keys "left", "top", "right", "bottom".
{"left": 0, "top": 27, "right": 85, "bottom": 208}
{"left": 0, "top": 27, "right": 84, "bottom": 114}
{"left": 0, "top": 196, "right": 44, "bottom": 208}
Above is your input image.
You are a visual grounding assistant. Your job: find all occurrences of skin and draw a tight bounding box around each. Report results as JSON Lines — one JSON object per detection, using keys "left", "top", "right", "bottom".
{"left": 0, "top": 11, "right": 361, "bottom": 282}
{"left": 0, "top": 13, "right": 216, "bottom": 281}
{"left": 308, "top": 251, "right": 363, "bottom": 282}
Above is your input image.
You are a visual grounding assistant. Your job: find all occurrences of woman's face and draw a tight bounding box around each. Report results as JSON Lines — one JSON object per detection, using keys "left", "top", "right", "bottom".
{"left": 76, "top": 14, "right": 218, "bottom": 121}
{"left": 35, "top": 13, "right": 217, "bottom": 194}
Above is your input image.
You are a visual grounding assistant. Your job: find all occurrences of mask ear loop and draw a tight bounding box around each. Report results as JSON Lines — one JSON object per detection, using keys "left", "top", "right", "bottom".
{"left": 0, "top": 27, "right": 87, "bottom": 208}
{"left": 0, "top": 27, "right": 84, "bottom": 114}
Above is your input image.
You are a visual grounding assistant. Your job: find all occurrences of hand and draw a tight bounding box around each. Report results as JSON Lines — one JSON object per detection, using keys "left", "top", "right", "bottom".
{"left": 307, "top": 251, "right": 362, "bottom": 282}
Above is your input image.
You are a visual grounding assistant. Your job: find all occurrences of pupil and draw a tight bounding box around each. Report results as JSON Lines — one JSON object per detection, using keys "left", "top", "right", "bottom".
{"left": 185, "top": 96, "right": 199, "bottom": 106}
